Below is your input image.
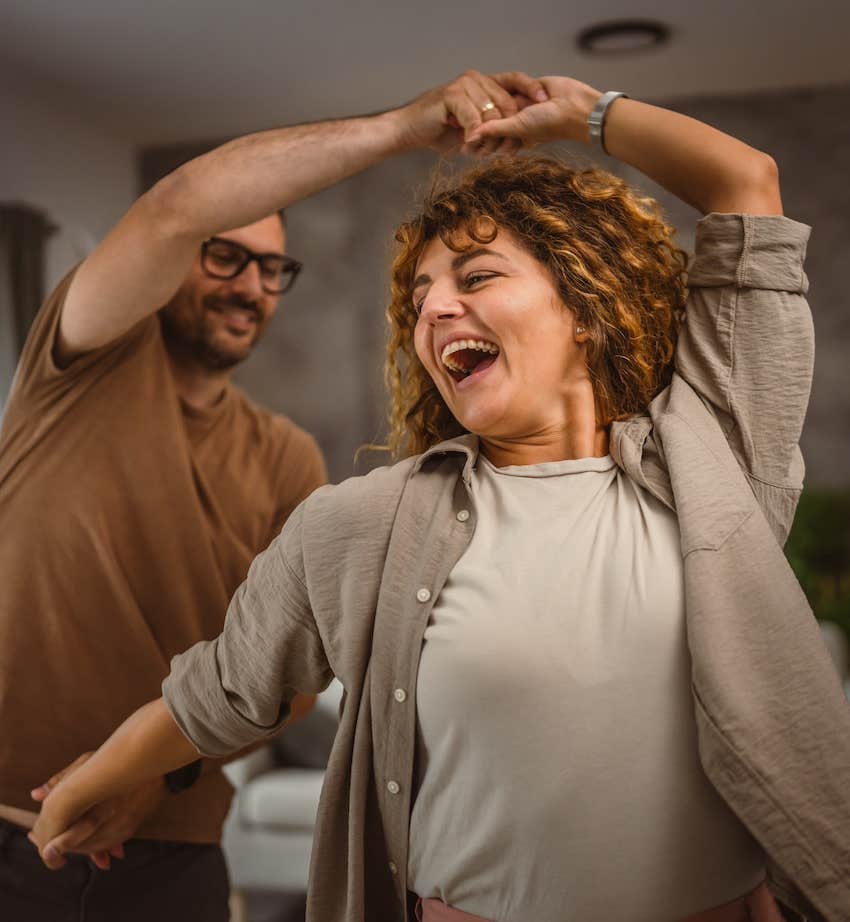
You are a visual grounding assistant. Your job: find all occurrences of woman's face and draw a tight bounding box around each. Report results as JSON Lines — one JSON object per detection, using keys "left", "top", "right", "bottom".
{"left": 412, "top": 228, "right": 590, "bottom": 442}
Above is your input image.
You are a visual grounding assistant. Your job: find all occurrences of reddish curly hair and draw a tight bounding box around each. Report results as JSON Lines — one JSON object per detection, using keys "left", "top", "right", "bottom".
{"left": 384, "top": 156, "right": 688, "bottom": 458}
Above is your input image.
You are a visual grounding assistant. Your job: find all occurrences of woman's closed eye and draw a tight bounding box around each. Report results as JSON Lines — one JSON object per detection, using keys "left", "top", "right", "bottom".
{"left": 462, "top": 270, "right": 498, "bottom": 290}
{"left": 411, "top": 271, "right": 500, "bottom": 316}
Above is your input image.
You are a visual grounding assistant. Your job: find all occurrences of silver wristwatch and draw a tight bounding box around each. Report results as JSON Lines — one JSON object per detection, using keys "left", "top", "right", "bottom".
{"left": 587, "top": 91, "right": 628, "bottom": 155}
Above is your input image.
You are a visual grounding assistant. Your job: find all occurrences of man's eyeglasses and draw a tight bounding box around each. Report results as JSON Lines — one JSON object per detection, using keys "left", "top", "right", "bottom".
{"left": 201, "top": 237, "right": 302, "bottom": 295}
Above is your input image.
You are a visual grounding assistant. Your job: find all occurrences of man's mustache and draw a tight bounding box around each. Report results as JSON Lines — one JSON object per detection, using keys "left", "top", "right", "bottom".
{"left": 203, "top": 295, "right": 263, "bottom": 323}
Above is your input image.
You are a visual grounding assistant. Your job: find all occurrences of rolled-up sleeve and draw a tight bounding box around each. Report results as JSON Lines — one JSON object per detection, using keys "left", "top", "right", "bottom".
{"left": 675, "top": 213, "right": 814, "bottom": 491}
{"left": 162, "top": 503, "right": 333, "bottom": 757}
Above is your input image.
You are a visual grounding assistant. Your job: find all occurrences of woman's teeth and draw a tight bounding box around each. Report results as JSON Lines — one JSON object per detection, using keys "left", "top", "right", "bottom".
{"left": 441, "top": 339, "right": 499, "bottom": 373}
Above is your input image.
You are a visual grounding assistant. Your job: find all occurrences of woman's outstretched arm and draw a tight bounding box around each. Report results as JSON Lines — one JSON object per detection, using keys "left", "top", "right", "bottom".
{"left": 466, "top": 76, "right": 782, "bottom": 216}
{"left": 29, "top": 698, "right": 197, "bottom": 869}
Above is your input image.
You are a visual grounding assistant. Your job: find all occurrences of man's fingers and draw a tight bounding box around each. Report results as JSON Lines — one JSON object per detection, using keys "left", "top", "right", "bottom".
{"left": 444, "top": 84, "right": 485, "bottom": 138}
{"left": 32, "top": 771, "right": 64, "bottom": 798}
{"left": 90, "top": 850, "right": 112, "bottom": 871}
{"left": 513, "top": 93, "right": 538, "bottom": 113}
{"left": 68, "top": 828, "right": 128, "bottom": 855}
{"left": 476, "top": 74, "right": 521, "bottom": 121}
{"left": 47, "top": 814, "right": 101, "bottom": 855}
{"left": 44, "top": 844, "right": 68, "bottom": 870}
{"left": 491, "top": 70, "right": 549, "bottom": 104}
{"left": 31, "top": 753, "right": 94, "bottom": 801}
{"left": 445, "top": 71, "right": 521, "bottom": 141}
{"left": 28, "top": 832, "right": 68, "bottom": 871}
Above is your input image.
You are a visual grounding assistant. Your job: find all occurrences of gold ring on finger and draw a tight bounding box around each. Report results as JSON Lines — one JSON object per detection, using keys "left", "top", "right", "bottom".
{"left": 480, "top": 100, "right": 496, "bottom": 115}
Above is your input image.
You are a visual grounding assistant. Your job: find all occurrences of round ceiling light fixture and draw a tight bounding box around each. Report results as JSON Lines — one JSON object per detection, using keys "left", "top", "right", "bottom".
{"left": 577, "top": 20, "right": 671, "bottom": 55}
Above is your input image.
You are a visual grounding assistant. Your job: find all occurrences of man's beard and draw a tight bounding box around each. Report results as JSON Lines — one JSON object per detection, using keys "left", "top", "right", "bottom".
{"left": 160, "top": 294, "right": 264, "bottom": 371}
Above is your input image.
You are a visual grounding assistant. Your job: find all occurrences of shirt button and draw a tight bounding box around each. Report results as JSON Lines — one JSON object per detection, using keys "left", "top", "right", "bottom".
{"left": 393, "top": 688, "right": 407, "bottom": 703}
{"left": 456, "top": 509, "right": 470, "bottom": 522}
{"left": 388, "top": 860, "right": 398, "bottom": 875}
{"left": 387, "top": 780, "right": 400, "bottom": 795}
{"left": 416, "top": 588, "right": 431, "bottom": 603}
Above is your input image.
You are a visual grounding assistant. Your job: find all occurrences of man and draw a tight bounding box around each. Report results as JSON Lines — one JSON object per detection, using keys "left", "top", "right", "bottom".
{"left": 0, "top": 69, "right": 547, "bottom": 920}
{"left": 0, "top": 211, "right": 326, "bottom": 918}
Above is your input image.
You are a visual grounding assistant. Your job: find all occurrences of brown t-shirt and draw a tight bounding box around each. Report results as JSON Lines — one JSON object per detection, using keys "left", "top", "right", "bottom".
{"left": 0, "top": 268, "right": 326, "bottom": 843}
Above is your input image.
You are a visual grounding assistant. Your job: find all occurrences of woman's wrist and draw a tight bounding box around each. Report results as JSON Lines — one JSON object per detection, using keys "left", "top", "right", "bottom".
{"left": 574, "top": 84, "right": 604, "bottom": 144}
{"left": 587, "top": 92, "right": 629, "bottom": 153}
{"left": 44, "top": 777, "right": 92, "bottom": 830}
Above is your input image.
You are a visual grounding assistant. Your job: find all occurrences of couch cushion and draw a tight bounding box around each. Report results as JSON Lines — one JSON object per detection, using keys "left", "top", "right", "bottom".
{"left": 272, "top": 680, "right": 343, "bottom": 770}
{"left": 238, "top": 768, "right": 325, "bottom": 831}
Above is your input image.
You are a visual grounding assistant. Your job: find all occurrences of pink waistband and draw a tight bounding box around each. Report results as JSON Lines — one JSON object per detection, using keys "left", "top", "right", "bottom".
{"left": 415, "top": 880, "right": 786, "bottom": 922}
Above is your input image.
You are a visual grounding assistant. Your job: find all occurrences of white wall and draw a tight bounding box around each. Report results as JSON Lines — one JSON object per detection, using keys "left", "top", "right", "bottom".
{"left": 0, "top": 67, "right": 136, "bottom": 409}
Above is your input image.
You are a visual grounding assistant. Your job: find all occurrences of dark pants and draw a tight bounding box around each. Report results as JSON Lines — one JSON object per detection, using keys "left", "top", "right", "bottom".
{"left": 0, "top": 820, "right": 229, "bottom": 922}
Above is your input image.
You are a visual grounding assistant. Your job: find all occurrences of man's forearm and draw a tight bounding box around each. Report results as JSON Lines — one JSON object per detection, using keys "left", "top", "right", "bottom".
{"left": 58, "top": 108, "right": 413, "bottom": 360}
{"left": 155, "top": 111, "right": 412, "bottom": 242}
{"left": 58, "top": 70, "right": 545, "bottom": 359}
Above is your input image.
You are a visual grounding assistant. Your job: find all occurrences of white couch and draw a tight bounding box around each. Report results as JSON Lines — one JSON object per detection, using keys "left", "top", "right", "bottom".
{"left": 222, "top": 679, "right": 343, "bottom": 892}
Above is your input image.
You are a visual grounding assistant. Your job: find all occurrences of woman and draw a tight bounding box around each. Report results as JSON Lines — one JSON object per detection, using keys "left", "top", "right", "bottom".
{"left": 30, "top": 77, "right": 850, "bottom": 922}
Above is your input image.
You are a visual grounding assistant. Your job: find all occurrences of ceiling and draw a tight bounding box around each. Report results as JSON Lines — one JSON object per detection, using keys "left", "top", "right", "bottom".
{"left": 3, "top": 0, "right": 849, "bottom": 147}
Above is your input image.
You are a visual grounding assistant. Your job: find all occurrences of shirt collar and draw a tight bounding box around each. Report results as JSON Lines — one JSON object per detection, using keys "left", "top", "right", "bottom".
{"left": 412, "top": 433, "right": 480, "bottom": 489}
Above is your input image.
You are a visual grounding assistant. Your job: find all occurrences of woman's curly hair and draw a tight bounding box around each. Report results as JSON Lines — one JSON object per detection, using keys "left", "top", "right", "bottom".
{"left": 384, "top": 155, "right": 688, "bottom": 459}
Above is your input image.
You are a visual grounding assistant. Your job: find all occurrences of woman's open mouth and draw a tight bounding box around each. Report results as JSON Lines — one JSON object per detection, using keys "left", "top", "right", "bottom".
{"left": 440, "top": 339, "right": 500, "bottom": 383}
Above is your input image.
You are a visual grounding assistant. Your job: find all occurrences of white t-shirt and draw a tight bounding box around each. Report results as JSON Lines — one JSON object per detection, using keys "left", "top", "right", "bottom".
{"left": 408, "top": 454, "right": 764, "bottom": 922}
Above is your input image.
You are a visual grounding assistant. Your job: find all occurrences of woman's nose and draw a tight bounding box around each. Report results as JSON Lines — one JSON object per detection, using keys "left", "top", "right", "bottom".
{"left": 420, "top": 287, "right": 465, "bottom": 322}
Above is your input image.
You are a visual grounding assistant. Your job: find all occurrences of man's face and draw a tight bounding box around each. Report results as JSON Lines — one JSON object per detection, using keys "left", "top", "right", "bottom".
{"left": 159, "top": 214, "right": 286, "bottom": 371}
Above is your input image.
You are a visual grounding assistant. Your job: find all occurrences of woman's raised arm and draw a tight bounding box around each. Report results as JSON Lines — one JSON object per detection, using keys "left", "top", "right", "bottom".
{"left": 468, "top": 76, "right": 782, "bottom": 216}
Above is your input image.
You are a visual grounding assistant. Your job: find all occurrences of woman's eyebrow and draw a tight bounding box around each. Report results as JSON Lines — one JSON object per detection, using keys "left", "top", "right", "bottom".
{"left": 412, "top": 248, "right": 507, "bottom": 291}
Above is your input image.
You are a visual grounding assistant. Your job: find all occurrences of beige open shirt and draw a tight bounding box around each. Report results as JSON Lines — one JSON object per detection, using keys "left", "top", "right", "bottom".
{"left": 164, "top": 214, "right": 850, "bottom": 922}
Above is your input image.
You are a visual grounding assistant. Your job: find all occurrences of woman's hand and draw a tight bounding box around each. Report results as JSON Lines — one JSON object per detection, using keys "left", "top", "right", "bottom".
{"left": 30, "top": 752, "right": 167, "bottom": 870}
{"left": 27, "top": 698, "right": 199, "bottom": 871}
{"left": 28, "top": 773, "right": 94, "bottom": 870}
{"left": 464, "top": 76, "right": 602, "bottom": 151}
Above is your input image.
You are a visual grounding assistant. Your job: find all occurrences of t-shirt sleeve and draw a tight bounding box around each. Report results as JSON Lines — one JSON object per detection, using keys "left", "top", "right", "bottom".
{"left": 6, "top": 263, "right": 158, "bottom": 417}
{"left": 162, "top": 502, "right": 333, "bottom": 757}
{"left": 267, "top": 426, "right": 328, "bottom": 542}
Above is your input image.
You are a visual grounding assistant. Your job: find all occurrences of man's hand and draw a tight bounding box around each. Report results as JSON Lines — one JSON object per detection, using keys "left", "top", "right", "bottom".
{"left": 464, "top": 76, "right": 602, "bottom": 150}
{"left": 392, "top": 70, "right": 549, "bottom": 155}
{"left": 30, "top": 753, "right": 167, "bottom": 870}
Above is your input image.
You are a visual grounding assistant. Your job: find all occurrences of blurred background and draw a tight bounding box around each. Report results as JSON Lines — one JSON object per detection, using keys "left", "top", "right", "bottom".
{"left": 2, "top": 1, "right": 849, "bottom": 917}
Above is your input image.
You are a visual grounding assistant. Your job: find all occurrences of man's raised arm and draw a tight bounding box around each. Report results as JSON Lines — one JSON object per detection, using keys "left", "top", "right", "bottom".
{"left": 56, "top": 70, "right": 547, "bottom": 364}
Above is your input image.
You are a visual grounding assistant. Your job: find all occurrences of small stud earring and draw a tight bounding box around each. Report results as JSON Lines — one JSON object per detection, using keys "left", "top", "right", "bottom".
{"left": 576, "top": 326, "right": 585, "bottom": 334}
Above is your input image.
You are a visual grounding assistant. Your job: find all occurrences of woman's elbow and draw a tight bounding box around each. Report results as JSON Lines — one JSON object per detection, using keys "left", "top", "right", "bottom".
{"left": 740, "top": 152, "right": 783, "bottom": 216}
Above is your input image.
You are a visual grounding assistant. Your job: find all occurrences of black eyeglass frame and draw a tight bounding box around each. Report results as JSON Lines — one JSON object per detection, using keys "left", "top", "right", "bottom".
{"left": 200, "top": 237, "right": 303, "bottom": 295}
